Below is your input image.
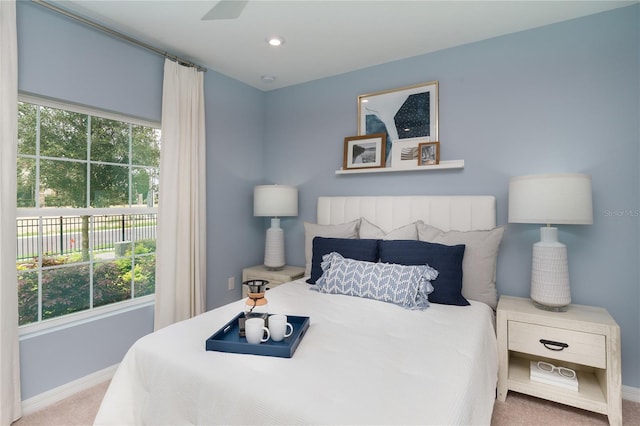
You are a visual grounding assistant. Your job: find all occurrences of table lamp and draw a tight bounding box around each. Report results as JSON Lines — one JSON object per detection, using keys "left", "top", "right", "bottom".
{"left": 254, "top": 184, "right": 298, "bottom": 270}
{"left": 508, "top": 173, "right": 593, "bottom": 311}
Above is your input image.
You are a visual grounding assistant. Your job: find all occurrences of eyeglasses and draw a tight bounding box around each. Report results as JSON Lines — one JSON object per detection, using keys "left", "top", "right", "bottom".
{"left": 537, "top": 361, "right": 576, "bottom": 379}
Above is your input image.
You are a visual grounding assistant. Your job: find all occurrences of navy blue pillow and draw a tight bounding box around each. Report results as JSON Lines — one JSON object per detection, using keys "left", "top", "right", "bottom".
{"left": 378, "top": 240, "right": 469, "bottom": 306}
{"left": 307, "top": 237, "right": 379, "bottom": 284}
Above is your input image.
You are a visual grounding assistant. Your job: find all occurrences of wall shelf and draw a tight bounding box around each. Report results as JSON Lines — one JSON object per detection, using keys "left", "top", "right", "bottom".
{"left": 335, "top": 159, "right": 464, "bottom": 175}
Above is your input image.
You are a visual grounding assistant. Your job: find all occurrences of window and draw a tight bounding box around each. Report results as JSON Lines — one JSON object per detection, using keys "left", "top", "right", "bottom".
{"left": 17, "top": 96, "right": 160, "bottom": 327}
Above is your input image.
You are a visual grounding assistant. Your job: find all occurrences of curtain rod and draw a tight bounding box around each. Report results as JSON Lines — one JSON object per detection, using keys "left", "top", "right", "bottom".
{"left": 31, "top": 0, "right": 207, "bottom": 72}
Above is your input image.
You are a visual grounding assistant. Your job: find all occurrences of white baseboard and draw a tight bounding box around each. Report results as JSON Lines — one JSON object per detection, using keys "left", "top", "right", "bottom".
{"left": 21, "top": 363, "right": 118, "bottom": 416}
{"left": 623, "top": 385, "right": 640, "bottom": 403}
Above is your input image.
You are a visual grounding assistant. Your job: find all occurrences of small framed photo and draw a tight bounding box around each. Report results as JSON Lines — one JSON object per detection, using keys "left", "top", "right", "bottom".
{"left": 391, "top": 137, "right": 428, "bottom": 169}
{"left": 418, "top": 141, "right": 440, "bottom": 166}
{"left": 343, "top": 133, "right": 386, "bottom": 170}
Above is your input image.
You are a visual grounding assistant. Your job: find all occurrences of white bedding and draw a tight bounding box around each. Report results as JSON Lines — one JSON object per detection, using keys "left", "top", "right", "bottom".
{"left": 95, "top": 279, "right": 498, "bottom": 425}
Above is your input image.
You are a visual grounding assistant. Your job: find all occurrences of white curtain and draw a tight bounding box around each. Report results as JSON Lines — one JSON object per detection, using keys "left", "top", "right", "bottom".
{"left": 154, "top": 59, "right": 207, "bottom": 330}
{"left": 0, "top": 0, "right": 22, "bottom": 423}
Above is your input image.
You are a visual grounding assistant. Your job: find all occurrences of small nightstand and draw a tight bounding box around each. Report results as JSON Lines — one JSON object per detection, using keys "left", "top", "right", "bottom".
{"left": 497, "top": 295, "right": 622, "bottom": 425}
{"left": 241, "top": 265, "right": 305, "bottom": 298}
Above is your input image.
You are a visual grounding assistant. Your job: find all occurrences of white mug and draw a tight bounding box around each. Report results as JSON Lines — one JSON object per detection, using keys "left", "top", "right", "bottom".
{"left": 268, "top": 314, "right": 294, "bottom": 342}
{"left": 245, "top": 318, "right": 270, "bottom": 344}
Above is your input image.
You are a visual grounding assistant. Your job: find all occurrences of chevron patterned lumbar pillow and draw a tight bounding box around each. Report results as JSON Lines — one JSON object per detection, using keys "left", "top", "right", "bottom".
{"left": 315, "top": 252, "right": 438, "bottom": 310}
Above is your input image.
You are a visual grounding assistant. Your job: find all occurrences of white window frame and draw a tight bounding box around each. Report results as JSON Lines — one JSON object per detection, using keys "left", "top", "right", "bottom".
{"left": 17, "top": 94, "right": 160, "bottom": 337}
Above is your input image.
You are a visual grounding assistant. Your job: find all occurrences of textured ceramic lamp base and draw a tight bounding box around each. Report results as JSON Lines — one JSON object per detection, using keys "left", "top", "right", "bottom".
{"left": 530, "top": 227, "right": 570, "bottom": 311}
{"left": 264, "top": 218, "right": 285, "bottom": 270}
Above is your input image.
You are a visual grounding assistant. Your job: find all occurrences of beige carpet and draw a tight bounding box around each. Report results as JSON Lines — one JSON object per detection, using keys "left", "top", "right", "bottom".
{"left": 492, "top": 393, "right": 640, "bottom": 426}
{"left": 12, "top": 381, "right": 640, "bottom": 426}
{"left": 12, "top": 381, "right": 109, "bottom": 426}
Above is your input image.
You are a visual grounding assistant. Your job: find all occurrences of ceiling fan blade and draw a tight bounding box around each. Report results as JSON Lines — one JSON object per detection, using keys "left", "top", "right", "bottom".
{"left": 201, "top": 0, "right": 248, "bottom": 20}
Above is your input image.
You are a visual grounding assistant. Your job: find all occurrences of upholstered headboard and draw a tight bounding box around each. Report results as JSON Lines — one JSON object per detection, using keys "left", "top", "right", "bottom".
{"left": 317, "top": 196, "right": 496, "bottom": 232}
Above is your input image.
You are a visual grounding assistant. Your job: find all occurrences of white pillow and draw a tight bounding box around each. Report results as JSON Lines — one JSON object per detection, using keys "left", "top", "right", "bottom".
{"left": 304, "top": 219, "right": 360, "bottom": 276}
{"left": 417, "top": 223, "right": 505, "bottom": 309}
{"left": 358, "top": 217, "right": 419, "bottom": 240}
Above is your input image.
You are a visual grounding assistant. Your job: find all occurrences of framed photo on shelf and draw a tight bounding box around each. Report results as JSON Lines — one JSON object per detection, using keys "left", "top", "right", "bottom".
{"left": 358, "top": 81, "right": 438, "bottom": 166}
{"left": 418, "top": 141, "right": 440, "bottom": 166}
{"left": 343, "top": 133, "right": 386, "bottom": 170}
{"left": 390, "top": 137, "right": 425, "bottom": 169}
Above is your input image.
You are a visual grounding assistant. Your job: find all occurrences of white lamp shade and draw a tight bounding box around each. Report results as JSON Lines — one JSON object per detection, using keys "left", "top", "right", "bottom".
{"left": 508, "top": 173, "right": 593, "bottom": 225}
{"left": 254, "top": 185, "right": 298, "bottom": 217}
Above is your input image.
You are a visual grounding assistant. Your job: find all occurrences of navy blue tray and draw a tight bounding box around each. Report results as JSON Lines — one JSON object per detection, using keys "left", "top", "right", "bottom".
{"left": 205, "top": 312, "right": 310, "bottom": 358}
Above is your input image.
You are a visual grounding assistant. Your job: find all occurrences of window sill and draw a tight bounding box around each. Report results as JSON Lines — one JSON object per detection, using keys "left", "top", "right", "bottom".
{"left": 19, "top": 295, "right": 155, "bottom": 340}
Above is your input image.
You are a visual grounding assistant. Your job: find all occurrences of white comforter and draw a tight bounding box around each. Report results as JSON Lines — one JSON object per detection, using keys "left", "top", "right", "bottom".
{"left": 94, "top": 279, "right": 498, "bottom": 425}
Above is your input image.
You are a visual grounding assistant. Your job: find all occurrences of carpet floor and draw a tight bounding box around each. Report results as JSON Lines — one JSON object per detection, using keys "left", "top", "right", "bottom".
{"left": 11, "top": 381, "right": 640, "bottom": 425}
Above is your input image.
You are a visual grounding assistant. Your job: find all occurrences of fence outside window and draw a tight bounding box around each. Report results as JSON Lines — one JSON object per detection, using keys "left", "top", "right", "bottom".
{"left": 16, "top": 213, "right": 156, "bottom": 260}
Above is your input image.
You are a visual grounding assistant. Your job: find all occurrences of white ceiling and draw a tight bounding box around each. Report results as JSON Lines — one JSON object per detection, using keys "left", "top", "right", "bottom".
{"left": 49, "top": 0, "right": 635, "bottom": 91}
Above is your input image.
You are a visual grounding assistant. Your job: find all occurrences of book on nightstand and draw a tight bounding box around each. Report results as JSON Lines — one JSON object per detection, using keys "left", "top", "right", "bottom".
{"left": 530, "top": 361, "right": 579, "bottom": 391}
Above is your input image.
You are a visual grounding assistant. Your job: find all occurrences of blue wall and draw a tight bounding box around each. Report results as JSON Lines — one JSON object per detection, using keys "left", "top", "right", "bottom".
{"left": 264, "top": 6, "right": 640, "bottom": 388}
{"left": 15, "top": 1, "right": 640, "bottom": 398}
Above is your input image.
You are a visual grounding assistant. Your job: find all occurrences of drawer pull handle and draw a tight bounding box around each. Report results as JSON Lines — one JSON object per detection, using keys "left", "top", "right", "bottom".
{"left": 540, "top": 339, "right": 569, "bottom": 351}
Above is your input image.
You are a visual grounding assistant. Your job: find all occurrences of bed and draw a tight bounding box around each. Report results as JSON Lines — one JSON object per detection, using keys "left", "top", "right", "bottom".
{"left": 94, "top": 195, "right": 503, "bottom": 425}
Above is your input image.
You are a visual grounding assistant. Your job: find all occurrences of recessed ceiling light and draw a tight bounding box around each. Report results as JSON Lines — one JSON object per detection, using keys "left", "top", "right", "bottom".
{"left": 266, "top": 36, "right": 285, "bottom": 47}
{"left": 261, "top": 75, "right": 276, "bottom": 83}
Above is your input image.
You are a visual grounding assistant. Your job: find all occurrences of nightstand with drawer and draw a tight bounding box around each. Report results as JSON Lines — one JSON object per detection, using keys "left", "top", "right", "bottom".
{"left": 241, "top": 265, "right": 305, "bottom": 298}
{"left": 497, "top": 295, "right": 622, "bottom": 425}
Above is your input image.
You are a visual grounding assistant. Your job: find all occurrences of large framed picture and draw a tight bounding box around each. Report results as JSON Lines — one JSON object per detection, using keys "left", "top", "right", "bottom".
{"left": 418, "top": 141, "right": 440, "bottom": 166}
{"left": 358, "top": 81, "right": 438, "bottom": 166}
{"left": 343, "top": 133, "right": 386, "bottom": 170}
